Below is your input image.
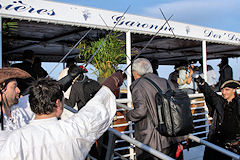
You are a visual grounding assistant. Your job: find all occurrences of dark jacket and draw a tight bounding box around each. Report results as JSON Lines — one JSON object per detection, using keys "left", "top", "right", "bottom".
{"left": 126, "top": 73, "right": 185, "bottom": 159}
{"left": 64, "top": 77, "right": 101, "bottom": 110}
{"left": 198, "top": 83, "right": 240, "bottom": 159}
{"left": 168, "top": 70, "right": 179, "bottom": 88}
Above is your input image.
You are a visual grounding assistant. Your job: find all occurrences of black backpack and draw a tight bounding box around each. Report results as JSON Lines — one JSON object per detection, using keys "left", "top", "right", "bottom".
{"left": 144, "top": 77, "right": 194, "bottom": 137}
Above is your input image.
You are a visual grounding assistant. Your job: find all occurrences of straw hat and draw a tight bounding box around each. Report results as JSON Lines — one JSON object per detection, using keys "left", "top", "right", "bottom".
{"left": 0, "top": 67, "right": 31, "bottom": 84}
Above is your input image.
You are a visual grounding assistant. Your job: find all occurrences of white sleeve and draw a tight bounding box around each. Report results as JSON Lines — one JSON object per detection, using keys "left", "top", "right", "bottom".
{"left": 64, "top": 86, "right": 116, "bottom": 141}
{"left": 179, "top": 69, "right": 187, "bottom": 82}
{"left": 0, "top": 130, "right": 10, "bottom": 152}
{"left": 0, "top": 130, "right": 19, "bottom": 159}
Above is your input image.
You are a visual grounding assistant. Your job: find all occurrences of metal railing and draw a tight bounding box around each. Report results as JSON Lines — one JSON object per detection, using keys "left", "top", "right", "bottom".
{"left": 188, "top": 134, "right": 240, "bottom": 160}
{"left": 64, "top": 98, "right": 240, "bottom": 160}
{"left": 114, "top": 102, "right": 240, "bottom": 160}
{"left": 108, "top": 128, "right": 174, "bottom": 160}
{"left": 64, "top": 105, "right": 174, "bottom": 160}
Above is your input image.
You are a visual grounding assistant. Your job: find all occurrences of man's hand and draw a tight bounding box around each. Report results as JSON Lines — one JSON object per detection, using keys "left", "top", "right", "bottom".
{"left": 59, "top": 65, "right": 88, "bottom": 92}
{"left": 102, "top": 71, "right": 124, "bottom": 94}
{"left": 68, "top": 65, "right": 87, "bottom": 80}
{"left": 194, "top": 75, "right": 205, "bottom": 85}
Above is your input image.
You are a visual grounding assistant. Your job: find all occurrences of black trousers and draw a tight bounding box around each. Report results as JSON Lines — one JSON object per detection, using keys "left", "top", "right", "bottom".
{"left": 204, "top": 146, "right": 232, "bottom": 160}
{"left": 137, "top": 143, "right": 179, "bottom": 160}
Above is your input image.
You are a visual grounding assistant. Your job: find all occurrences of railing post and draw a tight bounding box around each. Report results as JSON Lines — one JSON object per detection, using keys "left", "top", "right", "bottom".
{"left": 105, "top": 131, "right": 116, "bottom": 160}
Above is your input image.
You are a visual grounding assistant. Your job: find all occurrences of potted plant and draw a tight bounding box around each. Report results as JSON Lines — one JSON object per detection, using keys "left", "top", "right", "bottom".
{"left": 77, "top": 32, "right": 126, "bottom": 83}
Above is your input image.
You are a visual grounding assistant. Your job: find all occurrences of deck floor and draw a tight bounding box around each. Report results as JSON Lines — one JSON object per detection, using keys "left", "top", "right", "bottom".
{"left": 183, "top": 145, "right": 205, "bottom": 160}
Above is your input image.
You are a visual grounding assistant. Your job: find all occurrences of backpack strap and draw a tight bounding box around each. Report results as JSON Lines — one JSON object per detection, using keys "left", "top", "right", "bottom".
{"left": 143, "top": 77, "right": 163, "bottom": 94}
{"left": 166, "top": 81, "right": 172, "bottom": 90}
{"left": 143, "top": 77, "right": 165, "bottom": 126}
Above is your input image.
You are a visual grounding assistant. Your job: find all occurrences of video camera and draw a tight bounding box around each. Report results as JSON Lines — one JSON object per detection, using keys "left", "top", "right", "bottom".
{"left": 175, "top": 60, "right": 199, "bottom": 72}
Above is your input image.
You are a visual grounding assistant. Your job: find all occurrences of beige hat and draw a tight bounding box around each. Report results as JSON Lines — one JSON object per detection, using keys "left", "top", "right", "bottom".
{"left": 0, "top": 67, "right": 31, "bottom": 84}
{"left": 220, "top": 80, "right": 240, "bottom": 89}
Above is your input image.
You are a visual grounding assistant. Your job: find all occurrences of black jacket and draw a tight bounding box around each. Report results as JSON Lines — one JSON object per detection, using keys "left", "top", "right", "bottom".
{"left": 64, "top": 77, "right": 101, "bottom": 110}
{"left": 198, "top": 83, "right": 240, "bottom": 159}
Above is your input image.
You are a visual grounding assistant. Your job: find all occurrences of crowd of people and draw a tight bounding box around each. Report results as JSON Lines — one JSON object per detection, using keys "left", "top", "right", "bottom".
{"left": 168, "top": 57, "right": 233, "bottom": 93}
{"left": 0, "top": 52, "right": 239, "bottom": 160}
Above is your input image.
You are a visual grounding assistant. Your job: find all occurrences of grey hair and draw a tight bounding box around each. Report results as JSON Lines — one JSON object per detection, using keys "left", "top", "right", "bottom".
{"left": 132, "top": 58, "right": 153, "bottom": 76}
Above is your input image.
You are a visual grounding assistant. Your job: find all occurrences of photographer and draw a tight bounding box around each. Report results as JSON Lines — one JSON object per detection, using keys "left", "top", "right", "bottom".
{"left": 177, "top": 62, "right": 197, "bottom": 94}
{"left": 194, "top": 74, "right": 240, "bottom": 160}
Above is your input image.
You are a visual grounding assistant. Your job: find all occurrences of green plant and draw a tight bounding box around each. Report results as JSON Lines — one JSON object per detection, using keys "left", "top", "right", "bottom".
{"left": 2, "top": 21, "right": 18, "bottom": 35}
{"left": 78, "top": 32, "right": 126, "bottom": 78}
{"left": 2, "top": 21, "right": 18, "bottom": 48}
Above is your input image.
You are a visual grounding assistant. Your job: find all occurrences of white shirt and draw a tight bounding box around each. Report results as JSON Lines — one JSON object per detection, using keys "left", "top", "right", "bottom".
{"left": 0, "top": 86, "right": 116, "bottom": 160}
{"left": 0, "top": 95, "right": 34, "bottom": 151}
{"left": 178, "top": 69, "right": 197, "bottom": 90}
{"left": 3, "top": 95, "right": 34, "bottom": 131}
{"left": 0, "top": 130, "right": 10, "bottom": 151}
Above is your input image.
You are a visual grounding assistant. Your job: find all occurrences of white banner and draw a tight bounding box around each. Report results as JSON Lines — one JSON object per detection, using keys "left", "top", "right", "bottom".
{"left": 0, "top": 0, "right": 240, "bottom": 45}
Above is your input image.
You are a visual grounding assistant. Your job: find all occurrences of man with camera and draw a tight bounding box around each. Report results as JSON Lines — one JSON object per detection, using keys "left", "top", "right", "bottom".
{"left": 177, "top": 62, "right": 197, "bottom": 94}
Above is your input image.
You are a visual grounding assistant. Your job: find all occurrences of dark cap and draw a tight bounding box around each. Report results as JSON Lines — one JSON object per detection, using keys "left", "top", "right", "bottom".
{"left": 23, "top": 50, "right": 34, "bottom": 60}
{"left": 66, "top": 58, "right": 76, "bottom": 67}
{"left": 218, "top": 57, "right": 228, "bottom": 66}
{"left": 220, "top": 80, "right": 240, "bottom": 89}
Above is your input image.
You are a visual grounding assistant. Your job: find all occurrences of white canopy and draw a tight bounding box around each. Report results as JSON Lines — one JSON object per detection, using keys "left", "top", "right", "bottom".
{"left": 1, "top": 0, "right": 240, "bottom": 63}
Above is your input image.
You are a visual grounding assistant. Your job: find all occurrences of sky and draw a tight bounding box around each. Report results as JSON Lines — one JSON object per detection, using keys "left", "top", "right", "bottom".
{"left": 44, "top": 0, "right": 240, "bottom": 80}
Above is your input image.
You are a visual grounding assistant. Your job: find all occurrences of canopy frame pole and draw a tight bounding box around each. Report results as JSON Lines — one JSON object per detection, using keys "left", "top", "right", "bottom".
{"left": 126, "top": 30, "right": 134, "bottom": 160}
{"left": 202, "top": 40, "right": 207, "bottom": 80}
{"left": 202, "top": 40, "right": 210, "bottom": 135}
{"left": 126, "top": 30, "right": 132, "bottom": 107}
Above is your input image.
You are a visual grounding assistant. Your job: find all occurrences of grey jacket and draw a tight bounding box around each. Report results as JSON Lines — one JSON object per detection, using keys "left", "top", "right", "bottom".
{"left": 126, "top": 73, "right": 185, "bottom": 158}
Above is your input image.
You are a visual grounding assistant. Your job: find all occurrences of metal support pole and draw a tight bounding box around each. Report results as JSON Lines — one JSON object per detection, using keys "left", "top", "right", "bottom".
{"left": 202, "top": 40, "right": 207, "bottom": 80}
{"left": 126, "top": 30, "right": 132, "bottom": 105}
{"left": 0, "top": 16, "right": 2, "bottom": 68}
{"left": 126, "top": 30, "right": 134, "bottom": 159}
{"left": 202, "top": 40, "right": 210, "bottom": 136}
{"left": 105, "top": 131, "right": 116, "bottom": 160}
